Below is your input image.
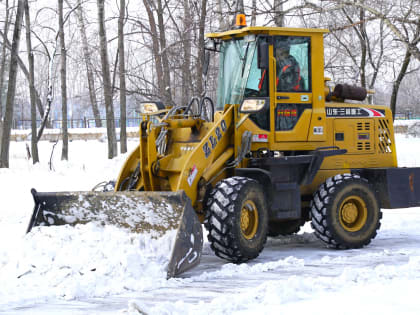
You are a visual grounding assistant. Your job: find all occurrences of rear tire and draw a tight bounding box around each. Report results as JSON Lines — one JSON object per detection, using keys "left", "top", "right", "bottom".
{"left": 268, "top": 219, "right": 305, "bottom": 237}
{"left": 310, "top": 174, "right": 382, "bottom": 249}
{"left": 205, "top": 177, "right": 268, "bottom": 263}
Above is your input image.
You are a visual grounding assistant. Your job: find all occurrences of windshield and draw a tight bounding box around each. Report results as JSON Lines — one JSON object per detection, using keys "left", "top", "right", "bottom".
{"left": 216, "top": 39, "right": 256, "bottom": 110}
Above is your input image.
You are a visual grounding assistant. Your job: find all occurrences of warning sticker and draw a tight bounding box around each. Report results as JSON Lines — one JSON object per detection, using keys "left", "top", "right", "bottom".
{"left": 187, "top": 165, "right": 198, "bottom": 186}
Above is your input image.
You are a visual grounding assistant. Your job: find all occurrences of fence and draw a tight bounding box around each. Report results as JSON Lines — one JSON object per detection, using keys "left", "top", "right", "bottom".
{"left": 12, "top": 117, "right": 142, "bottom": 130}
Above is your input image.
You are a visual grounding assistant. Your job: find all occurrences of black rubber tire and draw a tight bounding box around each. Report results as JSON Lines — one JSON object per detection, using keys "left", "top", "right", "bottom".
{"left": 204, "top": 176, "right": 268, "bottom": 263}
{"left": 310, "top": 173, "right": 382, "bottom": 249}
{"left": 267, "top": 219, "right": 305, "bottom": 237}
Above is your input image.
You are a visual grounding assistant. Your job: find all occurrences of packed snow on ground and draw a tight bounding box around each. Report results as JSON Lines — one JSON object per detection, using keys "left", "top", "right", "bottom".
{"left": 1, "top": 133, "right": 420, "bottom": 314}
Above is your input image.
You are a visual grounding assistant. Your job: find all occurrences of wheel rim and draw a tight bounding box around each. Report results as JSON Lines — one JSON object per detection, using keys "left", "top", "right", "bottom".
{"left": 339, "top": 196, "right": 368, "bottom": 232}
{"left": 240, "top": 200, "right": 259, "bottom": 239}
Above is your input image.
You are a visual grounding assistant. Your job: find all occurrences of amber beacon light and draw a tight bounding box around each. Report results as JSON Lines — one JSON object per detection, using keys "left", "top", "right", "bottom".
{"left": 236, "top": 14, "right": 247, "bottom": 27}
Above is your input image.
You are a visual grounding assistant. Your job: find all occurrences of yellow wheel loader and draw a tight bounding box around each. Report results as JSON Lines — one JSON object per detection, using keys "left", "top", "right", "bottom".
{"left": 27, "top": 19, "right": 420, "bottom": 278}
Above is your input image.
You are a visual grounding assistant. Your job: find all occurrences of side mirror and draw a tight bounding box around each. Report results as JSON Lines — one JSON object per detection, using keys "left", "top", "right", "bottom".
{"left": 203, "top": 51, "right": 210, "bottom": 76}
{"left": 257, "top": 41, "right": 269, "bottom": 70}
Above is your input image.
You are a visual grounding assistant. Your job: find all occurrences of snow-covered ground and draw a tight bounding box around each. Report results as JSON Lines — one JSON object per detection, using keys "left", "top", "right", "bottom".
{"left": 1, "top": 133, "right": 420, "bottom": 314}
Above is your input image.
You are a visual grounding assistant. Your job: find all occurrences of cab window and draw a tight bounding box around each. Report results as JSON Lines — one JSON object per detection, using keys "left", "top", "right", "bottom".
{"left": 274, "top": 36, "right": 311, "bottom": 92}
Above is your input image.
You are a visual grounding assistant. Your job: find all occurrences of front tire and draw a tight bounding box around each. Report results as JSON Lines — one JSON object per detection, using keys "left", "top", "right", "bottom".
{"left": 205, "top": 177, "right": 268, "bottom": 263}
{"left": 310, "top": 174, "right": 382, "bottom": 249}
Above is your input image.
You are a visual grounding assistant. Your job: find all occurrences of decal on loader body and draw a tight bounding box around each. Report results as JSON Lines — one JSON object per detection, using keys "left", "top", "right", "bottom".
{"left": 202, "top": 120, "right": 227, "bottom": 159}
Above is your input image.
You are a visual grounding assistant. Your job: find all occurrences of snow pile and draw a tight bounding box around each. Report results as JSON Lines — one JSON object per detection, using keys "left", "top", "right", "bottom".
{"left": 407, "top": 121, "right": 420, "bottom": 137}
{"left": 395, "top": 134, "right": 420, "bottom": 167}
{"left": 0, "top": 223, "right": 176, "bottom": 307}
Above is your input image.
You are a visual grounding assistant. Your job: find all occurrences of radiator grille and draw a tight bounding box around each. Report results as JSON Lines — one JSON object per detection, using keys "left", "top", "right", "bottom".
{"left": 377, "top": 119, "right": 393, "bottom": 153}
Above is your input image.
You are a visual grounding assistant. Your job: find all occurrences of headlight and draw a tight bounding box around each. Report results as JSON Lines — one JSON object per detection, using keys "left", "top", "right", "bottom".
{"left": 240, "top": 99, "right": 266, "bottom": 113}
{"left": 140, "top": 101, "right": 165, "bottom": 114}
{"left": 140, "top": 102, "right": 159, "bottom": 113}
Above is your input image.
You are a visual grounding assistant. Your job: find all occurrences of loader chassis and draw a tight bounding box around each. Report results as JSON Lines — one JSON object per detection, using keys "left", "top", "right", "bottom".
{"left": 28, "top": 25, "right": 420, "bottom": 277}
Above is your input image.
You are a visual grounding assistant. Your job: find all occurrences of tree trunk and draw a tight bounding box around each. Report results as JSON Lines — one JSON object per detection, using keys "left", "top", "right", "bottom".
{"left": 251, "top": 0, "right": 257, "bottom": 26}
{"left": 75, "top": 0, "right": 102, "bottom": 128}
{"left": 359, "top": 20, "right": 367, "bottom": 87}
{"left": 143, "top": 0, "right": 164, "bottom": 100}
{"left": 37, "top": 58, "right": 54, "bottom": 142}
{"left": 58, "top": 0, "right": 68, "bottom": 160}
{"left": 156, "top": 0, "right": 172, "bottom": 106}
{"left": 390, "top": 49, "right": 411, "bottom": 121}
{"left": 217, "top": 0, "right": 227, "bottom": 31}
{"left": 273, "top": 0, "right": 285, "bottom": 27}
{"left": 0, "top": 0, "right": 24, "bottom": 168}
{"left": 97, "top": 0, "right": 117, "bottom": 159}
{"left": 0, "top": 0, "right": 11, "bottom": 121}
{"left": 118, "top": 0, "right": 127, "bottom": 153}
{"left": 24, "top": 0, "right": 39, "bottom": 163}
{"left": 196, "top": 0, "right": 208, "bottom": 96}
{"left": 181, "top": 0, "right": 192, "bottom": 106}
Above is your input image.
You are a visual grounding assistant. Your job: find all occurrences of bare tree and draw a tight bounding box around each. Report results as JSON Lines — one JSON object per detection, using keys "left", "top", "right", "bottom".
{"left": 196, "top": 0, "right": 208, "bottom": 96}
{"left": 0, "top": 0, "right": 24, "bottom": 168}
{"left": 251, "top": 0, "right": 257, "bottom": 26}
{"left": 97, "top": 0, "right": 117, "bottom": 159}
{"left": 324, "top": 5, "right": 389, "bottom": 93}
{"left": 118, "top": 0, "right": 127, "bottom": 153}
{"left": 58, "top": 0, "right": 68, "bottom": 160}
{"left": 24, "top": 0, "right": 39, "bottom": 163}
{"left": 216, "top": 0, "right": 228, "bottom": 31}
{"left": 320, "top": 0, "right": 420, "bottom": 62}
{"left": 142, "top": 0, "right": 172, "bottom": 106}
{"left": 36, "top": 43, "right": 56, "bottom": 142}
{"left": 390, "top": 21, "right": 420, "bottom": 120}
{"left": 156, "top": 0, "right": 172, "bottom": 105}
{"left": 0, "top": 0, "right": 13, "bottom": 121}
{"left": 0, "top": 28, "right": 48, "bottom": 122}
{"left": 73, "top": 0, "right": 102, "bottom": 128}
{"left": 181, "top": 0, "right": 192, "bottom": 106}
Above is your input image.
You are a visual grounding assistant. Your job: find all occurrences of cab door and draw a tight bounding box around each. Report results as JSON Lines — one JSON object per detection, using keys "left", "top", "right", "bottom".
{"left": 271, "top": 35, "right": 314, "bottom": 143}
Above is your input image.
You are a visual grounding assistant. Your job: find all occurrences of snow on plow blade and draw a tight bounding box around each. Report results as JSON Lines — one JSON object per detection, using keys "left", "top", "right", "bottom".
{"left": 26, "top": 189, "right": 203, "bottom": 278}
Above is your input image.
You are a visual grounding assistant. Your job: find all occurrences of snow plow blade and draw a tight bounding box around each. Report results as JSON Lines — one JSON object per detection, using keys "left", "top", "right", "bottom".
{"left": 26, "top": 189, "right": 203, "bottom": 278}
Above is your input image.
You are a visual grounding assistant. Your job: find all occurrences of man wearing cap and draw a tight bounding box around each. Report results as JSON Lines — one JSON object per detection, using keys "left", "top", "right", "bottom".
{"left": 275, "top": 41, "right": 303, "bottom": 92}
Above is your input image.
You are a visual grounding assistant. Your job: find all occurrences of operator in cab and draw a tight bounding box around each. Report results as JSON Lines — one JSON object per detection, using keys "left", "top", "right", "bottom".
{"left": 275, "top": 41, "right": 303, "bottom": 92}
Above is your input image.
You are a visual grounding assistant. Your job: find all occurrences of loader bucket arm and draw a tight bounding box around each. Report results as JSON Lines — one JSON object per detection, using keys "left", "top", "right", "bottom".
{"left": 27, "top": 189, "right": 203, "bottom": 278}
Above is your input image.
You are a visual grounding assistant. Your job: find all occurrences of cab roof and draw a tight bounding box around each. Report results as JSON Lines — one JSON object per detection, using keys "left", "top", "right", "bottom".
{"left": 206, "top": 26, "right": 329, "bottom": 40}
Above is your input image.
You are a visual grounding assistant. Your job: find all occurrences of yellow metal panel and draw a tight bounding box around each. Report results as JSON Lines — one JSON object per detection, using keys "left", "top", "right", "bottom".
{"left": 333, "top": 119, "right": 374, "bottom": 155}
{"left": 206, "top": 26, "right": 329, "bottom": 39}
{"left": 174, "top": 106, "right": 235, "bottom": 205}
{"left": 274, "top": 110, "right": 312, "bottom": 142}
{"left": 275, "top": 93, "right": 313, "bottom": 104}
{"left": 308, "top": 33, "right": 326, "bottom": 142}
{"left": 146, "top": 123, "right": 159, "bottom": 190}
{"left": 202, "top": 147, "right": 234, "bottom": 182}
